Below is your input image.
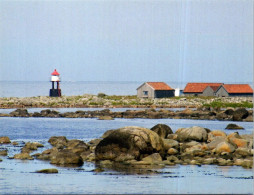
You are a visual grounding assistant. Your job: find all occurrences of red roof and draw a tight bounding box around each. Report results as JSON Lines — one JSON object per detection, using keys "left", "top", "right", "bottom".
{"left": 222, "top": 84, "right": 253, "bottom": 94}
{"left": 147, "top": 82, "right": 173, "bottom": 90}
{"left": 51, "top": 69, "right": 60, "bottom": 76}
{"left": 184, "top": 83, "right": 223, "bottom": 93}
{"left": 208, "top": 85, "right": 221, "bottom": 92}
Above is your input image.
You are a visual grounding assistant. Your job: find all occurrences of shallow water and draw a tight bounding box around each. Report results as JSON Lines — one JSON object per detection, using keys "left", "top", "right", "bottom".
{"left": 0, "top": 107, "right": 189, "bottom": 114}
{"left": 0, "top": 117, "right": 253, "bottom": 194}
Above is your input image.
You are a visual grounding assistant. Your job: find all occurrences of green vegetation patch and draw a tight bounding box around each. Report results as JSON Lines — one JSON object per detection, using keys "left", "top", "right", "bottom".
{"left": 203, "top": 101, "right": 253, "bottom": 108}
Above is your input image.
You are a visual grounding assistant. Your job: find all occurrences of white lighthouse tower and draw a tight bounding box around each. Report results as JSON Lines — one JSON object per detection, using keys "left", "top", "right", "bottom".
{"left": 49, "top": 69, "right": 62, "bottom": 97}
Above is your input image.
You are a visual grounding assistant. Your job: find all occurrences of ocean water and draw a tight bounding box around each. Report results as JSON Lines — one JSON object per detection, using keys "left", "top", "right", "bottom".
{"left": 0, "top": 117, "right": 253, "bottom": 194}
{"left": 0, "top": 80, "right": 252, "bottom": 97}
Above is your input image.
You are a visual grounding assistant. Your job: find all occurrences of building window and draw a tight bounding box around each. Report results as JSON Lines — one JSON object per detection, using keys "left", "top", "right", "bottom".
{"left": 143, "top": 91, "right": 148, "bottom": 95}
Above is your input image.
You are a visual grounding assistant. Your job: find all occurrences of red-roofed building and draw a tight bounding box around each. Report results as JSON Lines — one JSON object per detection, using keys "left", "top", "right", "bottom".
{"left": 183, "top": 83, "right": 223, "bottom": 96}
{"left": 215, "top": 84, "right": 253, "bottom": 97}
{"left": 137, "top": 82, "right": 175, "bottom": 98}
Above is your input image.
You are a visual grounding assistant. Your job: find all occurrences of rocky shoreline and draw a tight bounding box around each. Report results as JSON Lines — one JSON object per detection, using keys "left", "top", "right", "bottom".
{"left": 0, "top": 106, "right": 253, "bottom": 122}
{"left": 0, "top": 124, "right": 253, "bottom": 172}
{"left": 0, "top": 95, "right": 252, "bottom": 109}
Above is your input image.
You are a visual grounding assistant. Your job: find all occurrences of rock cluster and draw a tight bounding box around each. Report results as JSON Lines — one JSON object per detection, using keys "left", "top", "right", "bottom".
{"left": 1, "top": 107, "right": 253, "bottom": 122}
{"left": 1, "top": 124, "right": 253, "bottom": 170}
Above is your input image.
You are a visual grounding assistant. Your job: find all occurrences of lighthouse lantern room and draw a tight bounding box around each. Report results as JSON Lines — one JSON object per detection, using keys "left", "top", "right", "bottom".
{"left": 49, "top": 69, "right": 62, "bottom": 97}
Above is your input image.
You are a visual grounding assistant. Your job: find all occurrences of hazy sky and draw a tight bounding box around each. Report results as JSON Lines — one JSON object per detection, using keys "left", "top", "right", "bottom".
{"left": 0, "top": 0, "right": 253, "bottom": 84}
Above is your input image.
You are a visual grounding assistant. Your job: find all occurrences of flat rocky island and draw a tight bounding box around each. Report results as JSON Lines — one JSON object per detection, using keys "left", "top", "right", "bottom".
{"left": 0, "top": 95, "right": 253, "bottom": 122}
{"left": 0, "top": 125, "right": 253, "bottom": 171}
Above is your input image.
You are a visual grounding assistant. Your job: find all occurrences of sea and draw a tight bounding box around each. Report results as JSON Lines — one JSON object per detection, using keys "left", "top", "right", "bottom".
{"left": 0, "top": 80, "right": 252, "bottom": 97}
{"left": 0, "top": 81, "right": 253, "bottom": 194}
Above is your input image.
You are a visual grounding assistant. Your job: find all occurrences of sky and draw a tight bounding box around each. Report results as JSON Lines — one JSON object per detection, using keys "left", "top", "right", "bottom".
{"left": 0, "top": 0, "right": 253, "bottom": 84}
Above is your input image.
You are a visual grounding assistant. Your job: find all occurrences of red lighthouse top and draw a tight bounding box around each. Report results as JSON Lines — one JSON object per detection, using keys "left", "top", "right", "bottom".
{"left": 51, "top": 69, "right": 60, "bottom": 76}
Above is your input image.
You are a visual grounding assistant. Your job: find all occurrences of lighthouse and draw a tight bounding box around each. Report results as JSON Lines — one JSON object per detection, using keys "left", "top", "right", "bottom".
{"left": 49, "top": 69, "right": 62, "bottom": 97}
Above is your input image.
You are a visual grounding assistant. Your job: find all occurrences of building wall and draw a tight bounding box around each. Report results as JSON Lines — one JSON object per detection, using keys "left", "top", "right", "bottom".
{"left": 228, "top": 93, "right": 253, "bottom": 97}
{"left": 155, "top": 90, "right": 175, "bottom": 98}
{"left": 202, "top": 87, "right": 215, "bottom": 96}
{"left": 183, "top": 92, "right": 202, "bottom": 97}
{"left": 137, "top": 83, "right": 155, "bottom": 98}
{"left": 215, "top": 87, "right": 229, "bottom": 97}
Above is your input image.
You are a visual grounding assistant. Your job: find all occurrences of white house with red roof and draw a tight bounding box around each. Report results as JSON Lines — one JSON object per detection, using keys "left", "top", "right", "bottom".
{"left": 137, "top": 82, "right": 175, "bottom": 98}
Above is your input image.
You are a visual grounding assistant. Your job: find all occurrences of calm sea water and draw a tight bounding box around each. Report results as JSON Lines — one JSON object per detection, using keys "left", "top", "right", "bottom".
{"left": 1, "top": 81, "right": 252, "bottom": 97}
{"left": 0, "top": 117, "right": 253, "bottom": 194}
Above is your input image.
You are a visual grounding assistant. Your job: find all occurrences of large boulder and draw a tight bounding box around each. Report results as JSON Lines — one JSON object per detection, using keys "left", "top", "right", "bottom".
{"left": 175, "top": 126, "right": 208, "bottom": 142}
{"left": 95, "top": 126, "right": 164, "bottom": 161}
{"left": 0, "top": 136, "right": 11, "bottom": 144}
{"left": 150, "top": 124, "right": 173, "bottom": 138}
{"left": 233, "top": 108, "right": 249, "bottom": 121}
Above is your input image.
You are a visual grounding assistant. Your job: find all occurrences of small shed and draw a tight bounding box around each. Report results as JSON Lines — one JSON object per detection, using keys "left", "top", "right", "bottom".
{"left": 215, "top": 84, "right": 253, "bottom": 97}
{"left": 137, "top": 82, "right": 175, "bottom": 98}
{"left": 183, "top": 83, "right": 223, "bottom": 96}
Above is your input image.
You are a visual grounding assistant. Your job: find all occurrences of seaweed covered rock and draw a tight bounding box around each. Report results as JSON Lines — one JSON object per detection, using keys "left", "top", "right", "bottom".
{"left": 150, "top": 124, "right": 173, "bottom": 138}
{"left": 95, "top": 126, "right": 164, "bottom": 161}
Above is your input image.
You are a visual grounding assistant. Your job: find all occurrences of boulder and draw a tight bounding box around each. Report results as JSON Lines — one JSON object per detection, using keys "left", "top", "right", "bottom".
{"left": 150, "top": 124, "right": 173, "bottom": 138}
{"left": 141, "top": 153, "right": 162, "bottom": 164}
{"left": 95, "top": 126, "right": 164, "bottom": 161}
{"left": 216, "top": 112, "right": 228, "bottom": 120}
{"left": 163, "top": 139, "right": 179, "bottom": 150}
{"left": 37, "top": 147, "right": 59, "bottom": 161}
{"left": 224, "top": 108, "right": 234, "bottom": 115}
{"left": 208, "top": 130, "right": 227, "bottom": 142}
{"left": 227, "top": 132, "right": 242, "bottom": 140}
{"left": 88, "top": 139, "right": 102, "bottom": 147}
{"left": 14, "top": 153, "right": 34, "bottom": 160}
{"left": 48, "top": 136, "right": 68, "bottom": 148}
{"left": 22, "top": 142, "right": 44, "bottom": 152}
{"left": 228, "top": 137, "right": 248, "bottom": 148}
{"left": 0, "top": 136, "right": 11, "bottom": 144}
{"left": 101, "top": 129, "right": 115, "bottom": 138}
{"left": 234, "top": 148, "right": 251, "bottom": 157}
{"left": 243, "top": 115, "right": 253, "bottom": 122}
{"left": 10, "top": 109, "right": 29, "bottom": 117}
{"left": 167, "top": 148, "right": 178, "bottom": 155}
{"left": 36, "top": 168, "right": 58, "bottom": 174}
{"left": 215, "top": 141, "right": 235, "bottom": 153}
{"left": 225, "top": 124, "right": 244, "bottom": 130}
{"left": 175, "top": 126, "right": 208, "bottom": 142}
{"left": 233, "top": 108, "right": 249, "bottom": 121}
{"left": 97, "top": 116, "right": 114, "bottom": 120}
{"left": 66, "top": 139, "right": 89, "bottom": 155}
{"left": 50, "top": 149, "right": 83, "bottom": 166}
{"left": 207, "top": 137, "right": 226, "bottom": 150}
{"left": 0, "top": 149, "right": 8, "bottom": 156}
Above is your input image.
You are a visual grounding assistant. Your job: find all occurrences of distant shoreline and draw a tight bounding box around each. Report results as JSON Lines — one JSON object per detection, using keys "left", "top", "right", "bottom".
{"left": 0, "top": 95, "right": 252, "bottom": 109}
